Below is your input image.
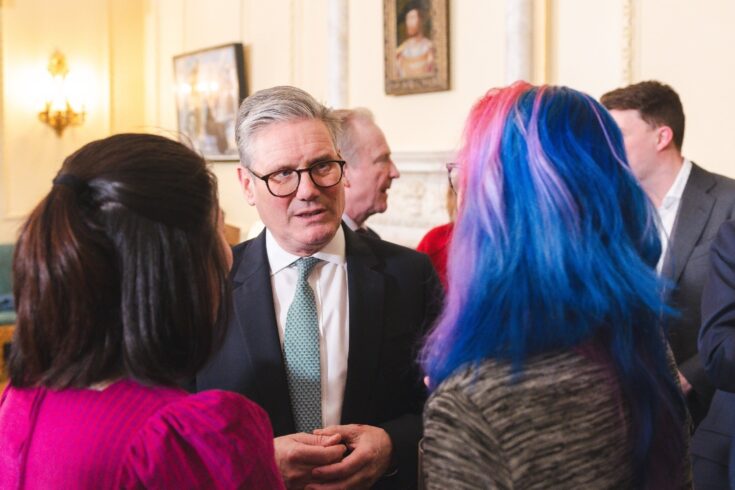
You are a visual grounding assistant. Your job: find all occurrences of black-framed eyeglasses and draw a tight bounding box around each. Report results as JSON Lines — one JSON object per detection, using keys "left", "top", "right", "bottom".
{"left": 446, "top": 162, "right": 460, "bottom": 193}
{"left": 248, "top": 160, "right": 346, "bottom": 197}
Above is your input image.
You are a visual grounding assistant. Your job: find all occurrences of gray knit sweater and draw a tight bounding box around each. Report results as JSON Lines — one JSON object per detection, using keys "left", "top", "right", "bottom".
{"left": 422, "top": 350, "right": 691, "bottom": 489}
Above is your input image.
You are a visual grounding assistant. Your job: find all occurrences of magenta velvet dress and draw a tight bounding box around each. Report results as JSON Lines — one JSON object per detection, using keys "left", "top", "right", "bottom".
{"left": 0, "top": 379, "right": 285, "bottom": 489}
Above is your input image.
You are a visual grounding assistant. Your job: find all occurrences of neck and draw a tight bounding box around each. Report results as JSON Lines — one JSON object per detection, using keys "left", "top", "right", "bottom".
{"left": 641, "top": 153, "right": 684, "bottom": 208}
{"left": 344, "top": 208, "right": 368, "bottom": 229}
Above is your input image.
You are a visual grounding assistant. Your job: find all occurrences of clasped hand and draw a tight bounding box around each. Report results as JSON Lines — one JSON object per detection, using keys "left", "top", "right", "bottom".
{"left": 275, "top": 424, "right": 392, "bottom": 490}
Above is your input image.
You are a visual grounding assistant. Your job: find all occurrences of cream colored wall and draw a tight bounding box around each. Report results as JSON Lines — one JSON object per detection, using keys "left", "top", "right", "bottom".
{"left": 549, "top": 0, "right": 628, "bottom": 94}
{"left": 4, "top": 1, "right": 735, "bottom": 242}
{"left": 143, "top": 0, "right": 509, "bottom": 237}
{"left": 0, "top": 0, "right": 145, "bottom": 243}
{"left": 547, "top": 0, "right": 735, "bottom": 178}
{"left": 349, "top": 0, "right": 505, "bottom": 153}
{"left": 636, "top": 0, "right": 735, "bottom": 177}
{"left": 142, "top": 0, "right": 292, "bottom": 238}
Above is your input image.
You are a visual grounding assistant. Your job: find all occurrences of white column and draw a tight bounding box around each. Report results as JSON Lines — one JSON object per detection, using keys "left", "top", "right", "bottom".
{"left": 327, "top": 0, "right": 349, "bottom": 108}
{"left": 505, "top": 0, "right": 533, "bottom": 84}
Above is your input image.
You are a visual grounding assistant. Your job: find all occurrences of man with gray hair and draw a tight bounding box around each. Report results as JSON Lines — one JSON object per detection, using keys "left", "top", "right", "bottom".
{"left": 333, "top": 109, "right": 400, "bottom": 239}
{"left": 195, "top": 86, "right": 441, "bottom": 489}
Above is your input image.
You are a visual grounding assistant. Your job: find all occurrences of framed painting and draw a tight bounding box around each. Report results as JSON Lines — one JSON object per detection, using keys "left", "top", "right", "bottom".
{"left": 384, "top": 0, "right": 449, "bottom": 95}
{"left": 173, "top": 43, "right": 246, "bottom": 161}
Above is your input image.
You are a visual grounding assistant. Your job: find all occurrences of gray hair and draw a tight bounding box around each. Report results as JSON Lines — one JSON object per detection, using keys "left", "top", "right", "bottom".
{"left": 235, "top": 86, "right": 340, "bottom": 167}
{"left": 332, "top": 108, "right": 375, "bottom": 167}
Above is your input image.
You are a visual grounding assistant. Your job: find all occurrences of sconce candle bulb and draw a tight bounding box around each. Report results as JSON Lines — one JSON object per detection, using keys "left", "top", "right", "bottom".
{"left": 38, "top": 51, "right": 85, "bottom": 136}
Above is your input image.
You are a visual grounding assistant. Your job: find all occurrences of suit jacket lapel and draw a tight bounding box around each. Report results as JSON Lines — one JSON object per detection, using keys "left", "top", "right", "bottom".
{"left": 232, "top": 231, "right": 295, "bottom": 435}
{"left": 664, "top": 163, "right": 716, "bottom": 283}
{"left": 341, "top": 226, "right": 384, "bottom": 424}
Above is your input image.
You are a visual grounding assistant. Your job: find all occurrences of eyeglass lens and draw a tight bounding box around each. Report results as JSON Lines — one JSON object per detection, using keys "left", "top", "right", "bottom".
{"left": 267, "top": 160, "right": 343, "bottom": 197}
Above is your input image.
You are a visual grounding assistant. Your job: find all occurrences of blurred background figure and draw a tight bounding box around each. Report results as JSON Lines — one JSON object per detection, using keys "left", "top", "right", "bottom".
{"left": 420, "top": 83, "right": 690, "bottom": 489}
{"left": 334, "top": 108, "right": 400, "bottom": 239}
{"left": 602, "top": 81, "right": 735, "bottom": 427}
{"left": 0, "top": 134, "right": 284, "bottom": 489}
{"left": 417, "top": 181, "right": 457, "bottom": 289}
{"left": 691, "top": 219, "right": 735, "bottom": 488}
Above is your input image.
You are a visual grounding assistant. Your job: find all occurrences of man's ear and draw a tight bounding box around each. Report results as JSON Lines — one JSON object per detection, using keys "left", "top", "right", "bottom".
{"left": 342, "top": 165, "right": 352, "bottom": 188}
{"left": 237, "top": 166, "right": 257, "bottom": 206}
{"left": 656, "top": 126, "right": 674, "bottom": 152}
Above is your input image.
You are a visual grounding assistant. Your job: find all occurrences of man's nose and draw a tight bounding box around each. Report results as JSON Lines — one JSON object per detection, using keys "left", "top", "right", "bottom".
{"left": 389, "top": 160, "right": 400, "bottom": 179}
{"left": 295, "top": 172, "right": 320, "bottom": 199}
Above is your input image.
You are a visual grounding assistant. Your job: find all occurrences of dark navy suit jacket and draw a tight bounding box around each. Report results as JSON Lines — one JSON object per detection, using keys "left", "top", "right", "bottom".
{"left": 692, "top": 220, "right": 735, "bottom": 488}
{"left": 195, "top": 225, "right": 443, "bottom": 489}
{"left": 661, "top": 163, "right": 735, "bottom": 425}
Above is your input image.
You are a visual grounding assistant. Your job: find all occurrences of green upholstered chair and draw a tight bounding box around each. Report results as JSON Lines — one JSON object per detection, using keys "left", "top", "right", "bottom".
{"left": 0, "top": 244, "right": 16, "bottom": 325}
{"left": 0, "top": 244, "right": 14, "bottom": 386}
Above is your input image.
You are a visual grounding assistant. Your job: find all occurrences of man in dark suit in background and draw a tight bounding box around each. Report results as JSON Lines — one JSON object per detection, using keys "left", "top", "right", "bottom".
{"left": 333, "top": 108, "right": 400, "bottom": 240}
{"left": 602, "top": 80, "right": 735, "bottom": 426}
{"left": 691, "top": 220, "right": 735, "bottom": 488}
{"left": 196, "top": 86, "right": 442, "bottom": 489}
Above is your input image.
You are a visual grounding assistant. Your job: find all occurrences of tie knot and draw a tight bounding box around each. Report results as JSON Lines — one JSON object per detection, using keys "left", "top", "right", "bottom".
{"left": 296, "top": 257, "right": 320, "bottom": 279}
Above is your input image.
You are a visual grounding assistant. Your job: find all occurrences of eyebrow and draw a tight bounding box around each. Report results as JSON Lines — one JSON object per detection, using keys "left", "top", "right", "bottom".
{"left": 306, "top": 153, "right": 339, "bottom": 165}
{"left": 266, "top": 154, "right": 339, "bottom": 174}
{"left": 374, "top": 153, "right": 392, "bottom": 163}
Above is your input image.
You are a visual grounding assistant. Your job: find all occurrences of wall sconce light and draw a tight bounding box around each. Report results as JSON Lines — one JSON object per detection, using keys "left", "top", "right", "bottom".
{"left": 38, "top": 51, "right": 85, "bottom": 137}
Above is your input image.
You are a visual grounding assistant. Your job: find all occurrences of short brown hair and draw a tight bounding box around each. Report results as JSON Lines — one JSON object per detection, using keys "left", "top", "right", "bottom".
{"left": 600, "top": 80, "right": 685, "bottom": 150}
{"left": 9, "top": 134, "right": 230, "bottom": 389}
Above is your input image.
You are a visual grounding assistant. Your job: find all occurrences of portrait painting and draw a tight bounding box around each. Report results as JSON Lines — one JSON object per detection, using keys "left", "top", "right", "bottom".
{"left": 173, "top": 43, "right": 246, "bottom": 161}
{"left": 384, "top": 0, "right": 449, "bottom": 95}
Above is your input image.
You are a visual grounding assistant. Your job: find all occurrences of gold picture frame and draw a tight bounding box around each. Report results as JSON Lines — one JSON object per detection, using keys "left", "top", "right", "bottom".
{"left": 173, "top": 43, "right": 246, "bottom": 161}
{"left": 384, "top": 0, "right": 449, "bottom": 96}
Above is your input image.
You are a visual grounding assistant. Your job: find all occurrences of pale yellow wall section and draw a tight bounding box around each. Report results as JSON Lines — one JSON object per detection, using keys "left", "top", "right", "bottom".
{"left": 4, "top": 0, "right": 735, "bottom": 243}
{"left": 0, "top": 0, "right": 145, "bottom": 242}
{"left": 637, "top": 0, "right": 735, "bottom": 178}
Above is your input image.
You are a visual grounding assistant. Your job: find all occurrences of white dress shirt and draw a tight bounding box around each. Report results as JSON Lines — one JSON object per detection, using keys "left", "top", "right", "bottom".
{"left": 656, "top": 158, "right": 692, "bottom": 273}
{"left": 266, "top": 228, "right": 349, "bottom": 428}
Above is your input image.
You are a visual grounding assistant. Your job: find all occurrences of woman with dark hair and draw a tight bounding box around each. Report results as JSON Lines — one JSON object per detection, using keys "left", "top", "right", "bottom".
{"left": 0, "top": 134, "right": 284, "bottom": 488}
{"left": 421, "top": 83, "right": 691, "bottom": 488}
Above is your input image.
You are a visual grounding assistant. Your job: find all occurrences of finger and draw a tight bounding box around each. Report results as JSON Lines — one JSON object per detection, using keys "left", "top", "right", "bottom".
{"left": 311, "top": 448, "right": 368, "bottom": 481}
{"left": 294, "top": 442, "right": 348, "bottom": 467}
{"left": 293, "top": 432, "right": 342, "bottom": 447}
{"left": 313, "top": 426, "right": 340, "bottom": 436}
{"left": 314, "top": 424, "right": 357, "bottom": 439}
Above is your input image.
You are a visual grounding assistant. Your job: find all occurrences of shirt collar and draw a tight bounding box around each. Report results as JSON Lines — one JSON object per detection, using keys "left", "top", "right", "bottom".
{"left": 341, "top": 214, "right": 361, "bottom": 232}
{"left": 265, "top": 226, "right": 346, "bottom": 276}
{"left": 660, "top": 158, "right": 692, "bottom": 210}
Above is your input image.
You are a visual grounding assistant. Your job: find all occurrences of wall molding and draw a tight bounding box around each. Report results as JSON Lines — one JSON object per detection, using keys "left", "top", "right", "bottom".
{"left": 506, "top": 0, "right": 533, "bottom": 83}
{"left": 327, "top": 0, "right": 348, "bottom": 107}
{"left": 621, "top": 0, "right": 634, "bottom": 84}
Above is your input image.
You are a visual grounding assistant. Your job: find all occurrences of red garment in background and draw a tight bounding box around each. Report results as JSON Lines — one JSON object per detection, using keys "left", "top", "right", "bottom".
{"left": 417, "top": 222, "right": 454, "bottom": 290}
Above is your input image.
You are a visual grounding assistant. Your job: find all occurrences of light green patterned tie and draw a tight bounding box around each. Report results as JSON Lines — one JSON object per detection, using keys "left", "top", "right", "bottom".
{"left": 283, "top": 257, "right": 322, "bottom": 433}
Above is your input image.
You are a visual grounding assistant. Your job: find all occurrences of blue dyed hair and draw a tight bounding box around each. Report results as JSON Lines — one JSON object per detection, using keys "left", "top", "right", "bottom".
{"left": 421, "top": 82, "right": 687, "bottom": 487}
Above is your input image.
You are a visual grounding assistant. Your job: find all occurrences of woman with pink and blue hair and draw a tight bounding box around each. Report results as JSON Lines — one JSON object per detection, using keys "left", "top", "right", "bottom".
{"left": 420, "top": 82, "right": 690, "bottom": 489}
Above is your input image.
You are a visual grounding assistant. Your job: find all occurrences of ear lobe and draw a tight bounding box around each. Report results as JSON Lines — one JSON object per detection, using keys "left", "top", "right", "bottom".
{"left": 343, "top": 167, "right": 352, "bottom": 188}
{"left": 237, "top": 166, "right": 257, "bottom": 206}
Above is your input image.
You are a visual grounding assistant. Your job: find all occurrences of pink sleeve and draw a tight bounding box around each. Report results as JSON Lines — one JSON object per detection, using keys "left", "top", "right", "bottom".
{"left": 118, "top": 390, "right": 285, "bottom": 489}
